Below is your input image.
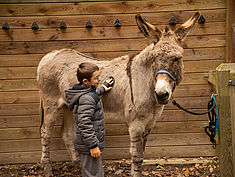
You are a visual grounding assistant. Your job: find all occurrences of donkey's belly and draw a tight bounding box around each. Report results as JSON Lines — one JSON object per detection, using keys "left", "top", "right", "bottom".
{"left": 104, "top": 112, "right": 126, "bottom": 124}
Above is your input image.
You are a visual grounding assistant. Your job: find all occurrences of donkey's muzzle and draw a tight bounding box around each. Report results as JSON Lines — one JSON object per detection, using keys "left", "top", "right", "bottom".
{"left": 155, "top": 91, "right": 169, "bottom": 104}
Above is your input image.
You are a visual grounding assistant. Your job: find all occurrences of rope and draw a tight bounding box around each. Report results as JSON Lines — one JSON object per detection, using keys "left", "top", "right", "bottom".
{"left": 172, "top": 98, "right": 216, "bottom": 115}
{"left": 172, "top": 94, "right": 219, "bottom": 148}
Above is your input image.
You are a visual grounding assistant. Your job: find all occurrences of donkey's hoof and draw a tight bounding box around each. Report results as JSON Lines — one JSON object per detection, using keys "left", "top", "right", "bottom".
{"left": 42, "top": 163, "right": 53, "bottom": 177}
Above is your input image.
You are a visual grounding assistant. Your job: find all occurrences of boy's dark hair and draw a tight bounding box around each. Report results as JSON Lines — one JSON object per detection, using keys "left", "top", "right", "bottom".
{"left": 77, "top": 62, "right": 99, "bottom": 83}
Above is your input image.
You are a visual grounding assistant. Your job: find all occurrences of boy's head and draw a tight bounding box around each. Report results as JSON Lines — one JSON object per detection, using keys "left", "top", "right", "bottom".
{"left": 77, "top": 62, "right": 101, "bottom": 88}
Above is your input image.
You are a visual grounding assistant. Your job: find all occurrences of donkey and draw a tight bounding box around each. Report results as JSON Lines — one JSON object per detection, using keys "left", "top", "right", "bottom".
{"left": 37, "top": 12, "right": 200, "bottom": 176}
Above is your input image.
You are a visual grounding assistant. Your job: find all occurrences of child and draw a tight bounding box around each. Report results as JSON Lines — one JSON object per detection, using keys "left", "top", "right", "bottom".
{"left": 65, "top": 62, "right": 114, "bottom": 177}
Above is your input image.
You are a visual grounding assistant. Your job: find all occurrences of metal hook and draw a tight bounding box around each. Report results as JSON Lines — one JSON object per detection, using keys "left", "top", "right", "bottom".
{"left": 198, "top": 15, "right": 206, "bottom": 24}
{"left": 2, "top": 22, "right": 10, "bottom": 30}
{"left": 114, "top": 19, "right": 122, "bottom": 27}
{"left": 59, "top": 21, "right": 67, "bottom": 29}
{"left": 85, "top": 20, "right": 93, "bottom": 28}
{"left": 31, "top": 21, "right": 39, "bottom": 30}
{"left": 169, "top": 16, "right": 176, "bottom": 26}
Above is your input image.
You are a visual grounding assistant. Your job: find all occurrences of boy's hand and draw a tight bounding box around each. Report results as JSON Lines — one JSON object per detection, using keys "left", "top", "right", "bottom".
{"left": 102, "top": 76, "right": 115, "bottom": 92}
{"left": 102, "top": 84, "right": 112, "bottom": 92}
{"left": 90, "top": 147, "right": 101, "bottom": 158}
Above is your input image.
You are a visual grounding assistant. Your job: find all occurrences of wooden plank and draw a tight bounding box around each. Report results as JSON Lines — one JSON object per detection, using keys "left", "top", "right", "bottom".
{"left": 0, "top": 72, "right": 210, "bottom": 91}
{"left": 0, "top": 47, "right": 225, "bottom": 67}
{"left": 0, "top": 67, "right": 37, "bottom": 79}
{"left": 160, "top": 109, "right": 208, "bottom": 122}
{"left": 0, "top": 22, "right": 226, "bottom": 42}
{"left": 0, "top": 0, "right": 147, "bottom": 3}
{"left": 165, "top": 96, "right": 211, "bottom": 110}
{"left": 0, "top": 145, "right": 216, "bottom": 164}
{"left": 174, "top": 84, "right": 212, "bottom": 98}
{"left": 0, "top": 54, "right": 43, "bottom": 67}
{"left": 216, "top": 63, "right": 234, "bottom": 177}
{"left": 0, "top": 115, "right": 62, "bottom": 128}
{"left": 184, "top": 60, "right": 223, "bottom": 73}
{"left": 226, "top": 0, "right": 235, "bottom": 62}
{"left": 230, "top": 85, "right": 235, "bottom": 177}
{"left": 0, "top": 35, "right": 225, "bottom": 55}
{"left": 0, "top": 0, "right": 226, "bottom": 17}
{"left": 0, "top": 95, "right": 213, "bottom": 116}
{"left": 0, "top": 60, "right": 223, "bottom": 79}
{"left": 0, "top": 107, "right": 209, "bottom": 129}
{"left": 0, "top": 84, "right": 211, "bottom": 104}
{"left": 183, "top": 47, "right": 225, "bottom": 61}
{"left": 0, "top": 9, "right": 226, "bottom": 29}
{"left": 181, "top": 73, "right": 209, "bottom": 85}
{"left": 0, "top": 79, "right": 38, "bottom": 91}
{"left": 0, "top": 133, "right": 213, "bottom": 153}
{"left": 0, "top": 126, "right": 61, "bottom": 140}
{"left": 0, "top": 103, "right": 39, "bottom": 116}
{"left": 0, "top": 121, "right": 208, "bottom": 140}
{"left": 0, "top": 90, "right": 39, "bottom": 104}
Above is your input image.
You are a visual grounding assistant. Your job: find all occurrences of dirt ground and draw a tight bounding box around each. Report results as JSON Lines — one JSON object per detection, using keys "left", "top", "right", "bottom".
{"left": 0, "top": 157, "right": 219, "bottom": 177}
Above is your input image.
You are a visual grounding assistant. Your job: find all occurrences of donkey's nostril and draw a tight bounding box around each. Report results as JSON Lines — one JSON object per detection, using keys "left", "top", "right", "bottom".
{"left": 157, "top": 92, "right": 169, "bottom": 100}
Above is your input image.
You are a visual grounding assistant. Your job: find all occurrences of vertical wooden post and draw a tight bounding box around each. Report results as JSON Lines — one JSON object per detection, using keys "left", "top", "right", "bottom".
{"left": 216, "top": 63, "right": 235, "bottom": 177}
{"left": 226, "top": 0, "right": 235, "bottom": 62}
{"left": 230, "top": 69, "right": 235, "bottom": 176}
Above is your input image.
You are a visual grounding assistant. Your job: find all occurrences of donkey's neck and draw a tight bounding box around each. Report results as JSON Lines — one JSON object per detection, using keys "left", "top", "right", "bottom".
{"left": 130, "top": 43, "right": 156, "bottom": 106}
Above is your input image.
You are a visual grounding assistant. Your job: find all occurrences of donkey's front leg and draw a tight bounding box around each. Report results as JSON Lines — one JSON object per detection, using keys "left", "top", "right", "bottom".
{"left": 129, "top": 121, "right": 145, "bottom": 177}
{"left": 143, "top": 128, "right": 151, "bottom": 152}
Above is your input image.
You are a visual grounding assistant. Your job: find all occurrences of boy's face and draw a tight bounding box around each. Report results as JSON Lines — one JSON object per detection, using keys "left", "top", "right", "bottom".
{"left": 83, "top": 70, "right": 101, "bottom": 88}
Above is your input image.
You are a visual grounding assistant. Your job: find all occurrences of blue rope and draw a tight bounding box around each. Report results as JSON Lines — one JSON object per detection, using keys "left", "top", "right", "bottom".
{"left": 211, "top": 93, "right": 220, "bottom": 136}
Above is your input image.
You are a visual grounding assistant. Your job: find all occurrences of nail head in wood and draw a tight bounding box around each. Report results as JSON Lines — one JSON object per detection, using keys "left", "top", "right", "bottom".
{"left": 2, "top": 22, "right": 10, "bottom": 30}
{"left": 198, "top": 15, "right": 206, "bottom": 24}
{"left": 169, "top": 16, "right": 177, "bottom": 26}
{"left": 114, "top": 19, "right": 122, "bottom": 27}
{"left": 59, "top": 21, "right": 67, "bottom": 29}
{"left": 31, "top": 21, "right": 39, "bottom": 30}
{"left": 86, "top": 20, "right": 93, "bottom": 28}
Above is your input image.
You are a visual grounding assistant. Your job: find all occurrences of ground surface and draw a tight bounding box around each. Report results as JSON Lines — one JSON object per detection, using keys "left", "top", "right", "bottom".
{"left": 0, "top": 157, "right": 219, "bottom": 177}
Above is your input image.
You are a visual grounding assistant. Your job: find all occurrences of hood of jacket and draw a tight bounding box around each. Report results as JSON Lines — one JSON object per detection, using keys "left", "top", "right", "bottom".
{"left": 65, "top": 83, "right": 96, "bottom": 111}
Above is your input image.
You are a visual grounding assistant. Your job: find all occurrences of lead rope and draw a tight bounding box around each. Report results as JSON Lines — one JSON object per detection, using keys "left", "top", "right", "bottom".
{"left": 172, "top": 93, "right": 219, "bottom": 148}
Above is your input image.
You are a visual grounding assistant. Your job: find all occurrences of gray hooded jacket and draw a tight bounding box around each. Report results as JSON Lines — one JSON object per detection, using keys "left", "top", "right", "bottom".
{"left": 65, "top": 83, "right": 105, "bottom": 154}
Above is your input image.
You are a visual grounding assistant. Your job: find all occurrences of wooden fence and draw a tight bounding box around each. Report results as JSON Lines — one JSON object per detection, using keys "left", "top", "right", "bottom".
{"left": 216, "top": 63, "right": 235, "bottom": 177}
{"left": 0, "top": 0, "right": 227, "bottom": 164}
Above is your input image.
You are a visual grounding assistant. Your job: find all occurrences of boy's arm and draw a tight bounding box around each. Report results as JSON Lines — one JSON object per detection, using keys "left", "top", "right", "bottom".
{"left": 96, "top": 76, "right": 114, "bottom": 96}
{"left": 77, "top": 95, "right": 99, "bottom": 149}
{"left": 95, "top": 85, "right": 105, "bottom": 96}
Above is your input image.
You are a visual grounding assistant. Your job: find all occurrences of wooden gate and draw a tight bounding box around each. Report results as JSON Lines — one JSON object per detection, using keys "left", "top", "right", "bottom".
{"left": 0, "top": 0, "right": 227, "bottom": 164}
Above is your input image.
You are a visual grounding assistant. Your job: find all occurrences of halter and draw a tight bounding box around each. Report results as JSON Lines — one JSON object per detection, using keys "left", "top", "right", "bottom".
{"left": 154, "top": 70, "right": 177, "bottom": 92}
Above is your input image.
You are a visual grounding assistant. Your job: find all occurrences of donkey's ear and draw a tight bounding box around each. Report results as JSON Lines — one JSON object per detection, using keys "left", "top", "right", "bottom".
{"left": 175, "top": 12, "right": 200, "bottom": 42}
{"left": 135, "top": 14, "right": 162, "bottom": 42}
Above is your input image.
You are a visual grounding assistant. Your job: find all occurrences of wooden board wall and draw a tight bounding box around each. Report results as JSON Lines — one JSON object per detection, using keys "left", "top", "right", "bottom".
{"left": 0, "top": 0, "right": 226, "bottom": 164}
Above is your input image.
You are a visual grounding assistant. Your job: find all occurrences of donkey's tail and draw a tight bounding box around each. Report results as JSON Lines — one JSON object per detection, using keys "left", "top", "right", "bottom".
{"left": 39, "top": 94, "right": 44, "bottom": 138}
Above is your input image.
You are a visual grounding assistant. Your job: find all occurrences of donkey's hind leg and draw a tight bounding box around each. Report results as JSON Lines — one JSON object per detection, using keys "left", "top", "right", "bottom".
{"left": 129, "top": 121, "right": 145, "bottom": 177}
{"left": 61, "top": 106, "right": 79, "bottom": 165}
{"left": 41, "top": 101, "right": 61, "bottom": 177}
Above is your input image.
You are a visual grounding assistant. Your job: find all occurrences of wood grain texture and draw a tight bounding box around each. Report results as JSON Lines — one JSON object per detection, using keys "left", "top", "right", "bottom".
{"left": 0, "top": 22, "right": 226, "bottom": 42}
{"left": 0, "top": 35, "right": 226, "bottom": 55}
{"left": 0, "top": 47, "right": 225, "bottom": 67}
{"left": 0, "top": 145, "right": 216, "bottom": 164}
{"left": 0, "top": 0, "right": 226, "bottom": 17}
{"left": 0, "top": 9, "right": 226, "bottom": 29}
{"left": 0, "top": 0, "right": 226, "bottom": 163}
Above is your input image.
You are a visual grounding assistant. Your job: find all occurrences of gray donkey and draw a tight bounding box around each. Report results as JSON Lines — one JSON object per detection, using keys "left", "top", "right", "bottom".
{"left": 37, "top": 12, "right": 200, "bottom": 177}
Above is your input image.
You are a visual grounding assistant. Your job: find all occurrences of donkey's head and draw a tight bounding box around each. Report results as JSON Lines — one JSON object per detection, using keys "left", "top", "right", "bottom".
{"left": 135, "top": 12, "right": 200, "bottom": 104}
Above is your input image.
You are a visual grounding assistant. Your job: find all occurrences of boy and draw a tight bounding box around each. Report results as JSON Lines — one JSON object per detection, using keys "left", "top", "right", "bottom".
{"left": 65, "top": 62, "right": 114, "bottom": 177}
